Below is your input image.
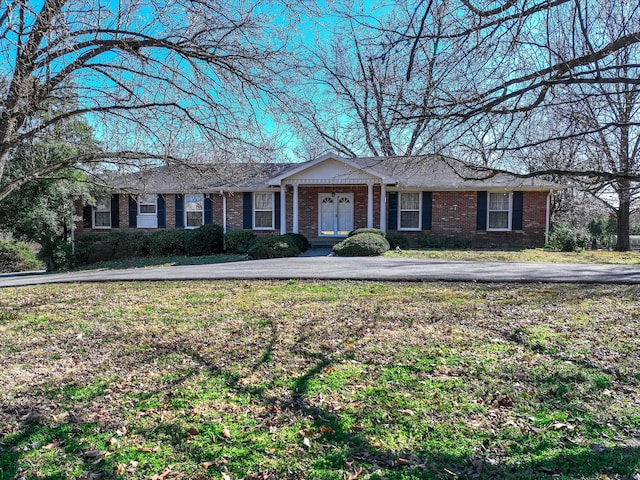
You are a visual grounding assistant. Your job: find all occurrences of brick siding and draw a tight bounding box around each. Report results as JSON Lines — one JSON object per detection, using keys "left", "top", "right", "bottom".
{"left": 75, "top": 189, "right": 550, "bottom": 248}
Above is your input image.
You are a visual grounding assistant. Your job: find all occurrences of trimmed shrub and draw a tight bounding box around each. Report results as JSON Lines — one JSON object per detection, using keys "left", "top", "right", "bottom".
{"left": 280, "top": 233, "right": 310, "bottom": 252}
{"left": 333, "top": 232, "right": 390, "bottom": 256}
{"left": 0, "top": 240, "right": 42, "bottom": 273}
{"left": 148, "top": 229, "right": 187, "bottom": 256}
{"left": 386, "top": 232, "right": 409, "bottom": 250}
{"left": 247, "top": 236, "right": 300, "bottom": 259}
{"left": 185, "top": 224, "right": 224, "bottom": 256}
{"left": 547, "top": 224, "right": 588, "bottom": 252}
{"left": 347, "top": 228, "right": 386, "bottom": 238}
{"left": 74, "top": 232, "right": 151, "bottom": 265}
{"left": 422, "top": 235, "right": 470, "bottom": 249}
{"left": 224, "top": 230, "right": 257, "bottom": 254}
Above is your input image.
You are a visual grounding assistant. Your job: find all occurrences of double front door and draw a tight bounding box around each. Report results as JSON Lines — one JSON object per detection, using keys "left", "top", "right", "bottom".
{"left": 319, "top": 193, "right": 353, "bottom": 236}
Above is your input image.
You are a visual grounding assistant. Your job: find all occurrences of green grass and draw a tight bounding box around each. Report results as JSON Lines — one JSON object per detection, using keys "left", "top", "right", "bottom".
{"left": 385, "top": 247, "right": 640, "bottom": 264}
{"left": 69, "top": 253, "right": 246, "bottom": 271}
{"left": 0, "top": 281, "right": 639, "bottom": 479}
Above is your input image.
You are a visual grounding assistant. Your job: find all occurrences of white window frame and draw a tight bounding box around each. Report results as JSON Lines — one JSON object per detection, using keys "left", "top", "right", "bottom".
{"left": 92, "top": 196, "right": 111, "bottom": 229}
{"left": 138, "top": 194, "right": 157, "bottom": 216}
{"left": 487, "top": 192, "right": 512, "bottom": 231}
{"left": 253, "top": 192, "right": 275, "bottom": 230}
{"left": 184, "top": 193, "right": 204, "bottom": 229}
{"left": 397, "top": 192, "right": 422, "bottom": 231}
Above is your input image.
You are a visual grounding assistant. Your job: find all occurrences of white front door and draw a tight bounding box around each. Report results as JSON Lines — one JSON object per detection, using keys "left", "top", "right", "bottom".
{"left": 319, "top": 193, "right": 354, "bottom": 236}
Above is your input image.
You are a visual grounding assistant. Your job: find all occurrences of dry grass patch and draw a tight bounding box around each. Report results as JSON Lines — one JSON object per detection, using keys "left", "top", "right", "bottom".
{"left": 0, "top": 281, "right": 639, "bottom": 479}
{"left": 385, "top": 248, "right": 640, "bottom": 264}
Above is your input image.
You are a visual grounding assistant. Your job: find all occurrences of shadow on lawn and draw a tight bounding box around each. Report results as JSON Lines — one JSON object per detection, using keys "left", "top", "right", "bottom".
{"left": 3, "top": 357, "right": 638, "bottom": 480}
{"left": 2, "top": 303, "right": 639, "bottom": 480}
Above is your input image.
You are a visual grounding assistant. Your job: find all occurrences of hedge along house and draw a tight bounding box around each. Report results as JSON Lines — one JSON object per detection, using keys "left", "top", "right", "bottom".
{"left": 76, "top": 153, "right": 562, "bottom": 248}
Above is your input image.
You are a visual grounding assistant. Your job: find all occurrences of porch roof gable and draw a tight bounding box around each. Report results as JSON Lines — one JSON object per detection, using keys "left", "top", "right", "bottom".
{"left": 267, "top": 153, "right": 395, "bottom": 186}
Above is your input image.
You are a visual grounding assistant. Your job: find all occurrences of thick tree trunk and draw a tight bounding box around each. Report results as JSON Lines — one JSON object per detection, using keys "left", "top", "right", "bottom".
{"left": 615, "top": 184, "right": 631, "bottom": 251}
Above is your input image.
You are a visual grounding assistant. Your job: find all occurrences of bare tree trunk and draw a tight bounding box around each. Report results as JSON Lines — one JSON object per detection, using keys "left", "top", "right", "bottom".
{"left": 616, "top": 182, "right": 631, "bottom": 251}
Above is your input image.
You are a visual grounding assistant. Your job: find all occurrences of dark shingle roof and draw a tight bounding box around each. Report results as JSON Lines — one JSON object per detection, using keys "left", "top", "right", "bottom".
{"left": 102, "top": 155, "right": 561, "bottom": 193}
{"left": 350, "top": 155, "right": 559, "bottom": 190}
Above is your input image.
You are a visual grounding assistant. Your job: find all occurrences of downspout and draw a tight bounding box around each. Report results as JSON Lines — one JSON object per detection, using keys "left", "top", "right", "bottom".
{"left": 545, "top": 189, "right": 553, "bottom": 245}
{"left": 221, "top": 191, "right": 227, "bottom": 234}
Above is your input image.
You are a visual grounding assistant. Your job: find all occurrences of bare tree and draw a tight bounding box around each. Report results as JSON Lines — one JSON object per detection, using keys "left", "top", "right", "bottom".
{"left": 0, "top": 0, "right": 307, "bottom": 201}
{"left": 382, "top": 0, "right": 640, "bottom": 249}
{"left": 286, "top": 2, "right": 462, "bottom": 159}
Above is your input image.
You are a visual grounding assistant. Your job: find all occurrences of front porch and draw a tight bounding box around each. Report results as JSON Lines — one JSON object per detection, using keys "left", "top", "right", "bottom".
{"left": 268, "top": 154, "right": 394, "bottom": 238}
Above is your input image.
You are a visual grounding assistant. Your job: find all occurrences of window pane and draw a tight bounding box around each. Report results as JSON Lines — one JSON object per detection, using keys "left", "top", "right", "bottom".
{"left": 255, "top": 211, "right": 272, "bottom": 228}
{"left": 140, "top": 204, "right": 156, "bottom": 214}
{"left": 400, "top": 193, "right": 419, "bottom": 210}
{"left": 96, "top": 196, "right": 110, "bottom": 211}
{"left": 489, "top": 193, "right": 509, "bottom": 210}
{"left": 95, "top": 211, "right": 111, "bottom": 227}
{"left": 255, "top": 193, "right": 272, "bottom": 210}
{"left": 400, "top": 211, "right": 420, "bottom": 229}
{"left": 186, "top": 194, "right": 203, "bottom": 211}
{"left": 186, "top": 211, "right": 203, "bottom": 227}
{"left": 488, "top": 211, "right": 509, "bottom": 229}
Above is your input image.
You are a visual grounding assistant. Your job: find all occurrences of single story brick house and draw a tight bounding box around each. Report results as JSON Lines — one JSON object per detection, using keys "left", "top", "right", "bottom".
{"left": 76, "top": 153, "right": 562, "bottom": 248}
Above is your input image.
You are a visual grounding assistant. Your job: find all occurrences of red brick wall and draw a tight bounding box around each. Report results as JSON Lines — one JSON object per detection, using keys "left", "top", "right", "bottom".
{"left": 390, "top": 190, "right": 549, "bottom": 248}
{"left": 74, "top": 189, "right": 550, "bottom": 248}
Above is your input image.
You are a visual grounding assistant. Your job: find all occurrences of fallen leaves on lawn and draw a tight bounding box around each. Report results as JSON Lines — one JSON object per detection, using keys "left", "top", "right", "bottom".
{"left": 151, "top": 466, "right": 172, "bottom": 480}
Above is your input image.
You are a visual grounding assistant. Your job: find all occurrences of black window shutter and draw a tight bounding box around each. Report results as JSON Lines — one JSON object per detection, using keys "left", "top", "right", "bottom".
{"left": 83, "top": 204, "right": 92, "bottom": 228}
{"left": 387, "top": 192, "right": 398, "bottom": 230}
{"left": 157, "top": 195, "right": 166, "bottom": 228}
{"left": 128, "top": 196, "right": 137, "bottom": 228}
{"left": 274, "top": 192, "right": 281, "bottom": 229}
{"left": 204, "top": 196, "right": 213, "bottom": 225}
{"left": 476, "top": 191, "right": 487, "bottom": 230}
{"left": 512, "top": 191, "right": 524, "bottom": 230}
{"left": 422, "top": 192, "right": 432, "bottom": 230}
{"left": 110, "top": 194, "right": 120, "bottom": 228}
{"left": 243, "top": 192, "right": 253, "bottom": 229}
{"left": 175, "top": 195, "right": 184, "bottom": 228}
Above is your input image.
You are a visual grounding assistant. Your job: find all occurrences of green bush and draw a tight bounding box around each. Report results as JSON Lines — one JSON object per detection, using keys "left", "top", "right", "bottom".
{"left": 422, "top": 235, "right": 471, "bottom": 249}
{"left": 247, "top": 236, "right": 300, "bottom": 259}
{"left": 587, "top": 217, "right": 616, "bottom": 248}
{"left": 74, "top": 224, "right": 225, "bottom": 264}
{"left": 0, "top": 239, "right": 42, "bottom": 273}
{"left": 385, "top": 232, "right": 409, "bottom": 250}
{"left": 224, "top": 230, "right": 257, "bottom": 254}
{"left": 347, "top": 228, "right": 386, "bottom": 238}
{"left": 184, "top": 224, "right": 224, "bottom": 256}
{"left": 547, "top": 224, "right": 588, "bottom": 252}
{"left": 280, "top": 233, "right": 310, "bottom": 252}
{"left": 74, "top": 232, "right": 151, "bottom": 265}
{"left": 333, "top": 232, "right": 390, "bottom": 256}
{"left": 148, "top": 229, "right": 187, "bottom": 256}
{"left": 38, "top": 237, "right": 73, "bottom": 271}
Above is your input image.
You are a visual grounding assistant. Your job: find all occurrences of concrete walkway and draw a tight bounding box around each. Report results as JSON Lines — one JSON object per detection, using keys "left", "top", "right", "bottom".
{"left": 2, "top": 256, "right": 640, "bottom": 287}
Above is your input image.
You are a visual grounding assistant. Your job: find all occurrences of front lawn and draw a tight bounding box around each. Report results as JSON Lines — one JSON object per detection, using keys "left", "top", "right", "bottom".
{"left": 385, "top": 247, "right": 640, "bottom": 265}
{"left": 1, "top": 281, "right": 638, "bottom": 479}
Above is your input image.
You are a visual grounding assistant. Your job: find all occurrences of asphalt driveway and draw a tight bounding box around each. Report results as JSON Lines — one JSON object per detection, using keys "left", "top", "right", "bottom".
{"left": 2, "top": 256, "right": 640, "bottom": 287}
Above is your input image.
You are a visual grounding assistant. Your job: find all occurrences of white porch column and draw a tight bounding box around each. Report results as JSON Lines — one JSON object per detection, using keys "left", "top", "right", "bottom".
{"left": 280, "top": 185, "right": 287, "bottom": 234}
{"left": 292, "top": 183, "right": 299, "bottom": 233}
{"left": 222, "top": 193, "right": 227, "bottom": 233}
{"left": 367, "top": 182, "right": 374, "bottom": 228}
{"left": 380, "top": 184, "right": 387, "bottom": 231}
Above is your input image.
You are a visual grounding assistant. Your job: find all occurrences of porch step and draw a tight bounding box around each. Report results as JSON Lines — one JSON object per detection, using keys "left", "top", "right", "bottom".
{"left": 310, "top": 237, "right": 343, "bottom": 248}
